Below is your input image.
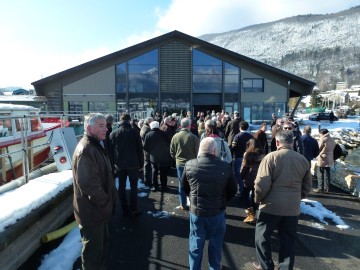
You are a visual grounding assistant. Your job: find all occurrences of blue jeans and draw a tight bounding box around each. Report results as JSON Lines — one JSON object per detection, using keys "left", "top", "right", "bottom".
{"left": 189, "top": 212, "right": 226, "bottom": 270}
{"left": 176, "top": 165, "right": 187, "bottom": 208}
{"left": 233, "top": 157, "right": 243, "bottom": 193}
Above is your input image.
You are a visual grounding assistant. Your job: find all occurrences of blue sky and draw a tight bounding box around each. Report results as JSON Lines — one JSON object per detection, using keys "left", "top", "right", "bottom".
{"left": 1, "top": 0, "right": 359, "bottom": 89}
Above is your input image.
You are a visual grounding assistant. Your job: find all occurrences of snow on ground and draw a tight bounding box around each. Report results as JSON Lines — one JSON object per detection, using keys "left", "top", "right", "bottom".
{"left": 0, "top": 170, "right": 73, "bottom": 233}
{"left": 295, "top": 114, "right": 360, "bottom": 134}
{"left": 301, "top": 199, "right": 350, "bottom": 229}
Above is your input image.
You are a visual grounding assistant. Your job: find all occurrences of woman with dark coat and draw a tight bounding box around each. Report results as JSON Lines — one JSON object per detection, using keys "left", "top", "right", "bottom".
{"left": 240, "top": 138, "right": 264, "bottom": 223}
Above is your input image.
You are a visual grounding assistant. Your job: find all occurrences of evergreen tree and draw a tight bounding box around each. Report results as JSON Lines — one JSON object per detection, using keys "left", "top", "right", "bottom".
{"left": 310, "top": 89, "right": 321, "bottom": 108}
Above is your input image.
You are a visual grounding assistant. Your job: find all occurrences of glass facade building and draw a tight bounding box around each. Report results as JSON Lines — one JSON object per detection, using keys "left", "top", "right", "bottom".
{"left": 33, "top": 31, "right": 315, "bottom": 123}
{"left": 113, "top": 46, "right": 284, "bottom": 123}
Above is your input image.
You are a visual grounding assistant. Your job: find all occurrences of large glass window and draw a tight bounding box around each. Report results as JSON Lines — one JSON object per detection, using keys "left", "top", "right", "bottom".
{"left": 115, "top": 62, "right": 126, "bottom": 93}
{"left": 193, "top": 49, "right": 222, "bottom": 93}
{"left": 275, "top": 102, "right": 286, "bottom": 117}
{"left": 161, "top": 93, "right": 190, "bottom": 114}
{"left": 243, "top": 78, "right": 264, "bottom": 92}
{"left": 263, "top": 103, "right": 274, "bottom": 121}
{"left": 128, "top": 49, "right": 159, "bottom": 93}
{"left": 129, "top": 94, "right": 159, "bottom": 119}
{"left": 224, "top": 94, "right": 239, "bottom": 114}
{"left": 116, "top": 97, "right": 126, "bottom": 113}
{"left": 88, "top": 102, "right": 110, "bottom": 113}
{"left": 251, "top": 102, "right": 263, "bottom": 124}
{"left": 69, "top": 102, "right": 83, "bottom": 114}
{"left": 240, "top": 102, "right": 286, "bottom": 123}
{"left": 224, "top": 62, "right": 240, "bottom": 93}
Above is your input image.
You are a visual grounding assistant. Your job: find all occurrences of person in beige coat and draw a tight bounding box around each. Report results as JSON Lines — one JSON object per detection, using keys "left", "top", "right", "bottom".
{"left": 252, "top": 130, "right": 311, "bottom": 270}
{"left": 314, "top": 128, "right": 336, "bottom": 193}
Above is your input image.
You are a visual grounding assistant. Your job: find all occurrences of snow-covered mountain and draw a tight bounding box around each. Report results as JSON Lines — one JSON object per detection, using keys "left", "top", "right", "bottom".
{"left": 199, "top": 6, "right": 360, "bottom": 91}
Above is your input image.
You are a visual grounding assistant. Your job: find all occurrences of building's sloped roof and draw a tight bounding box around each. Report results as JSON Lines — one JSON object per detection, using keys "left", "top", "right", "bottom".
{"left": 31, "top": 30, "right": 316, "bottom": 87}
{"left": 0, "top": 95, "right": 47, "bottom": 103}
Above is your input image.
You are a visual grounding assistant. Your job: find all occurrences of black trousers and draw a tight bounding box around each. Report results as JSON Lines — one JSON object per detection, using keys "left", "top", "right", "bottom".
{"left": 143, "top": 154, "right": 152, "bottom": 185}
{"left": 255, "top": 211, "right": 299, "bottom": 270}
{"left": 319, "top": 167, "right": 331, "bottom": 191}
{"left": 79, "top": 222, "right": 109, "bottom": 270}
{"left": 151, "top": 162, "right": 170, "bottom": 188}
{"left": 117, "top": 169, "right": 138, "bottom": 212}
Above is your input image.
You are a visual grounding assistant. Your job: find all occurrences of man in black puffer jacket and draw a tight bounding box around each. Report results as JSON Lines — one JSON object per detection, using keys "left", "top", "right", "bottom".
{"left": 110, "top": 114, "right": 144, "bottom": 217}
{"left": 181, "top": 137, "right": 237, "bottom": 270}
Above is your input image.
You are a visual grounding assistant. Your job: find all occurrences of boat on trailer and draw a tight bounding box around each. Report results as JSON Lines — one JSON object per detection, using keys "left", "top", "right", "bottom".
{"left": 0, "top": 104, "right": 61, "bottom": 184}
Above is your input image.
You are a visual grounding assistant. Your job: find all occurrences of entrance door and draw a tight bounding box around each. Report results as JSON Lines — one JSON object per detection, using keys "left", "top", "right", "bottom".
{"left": 193, "top": 105, "right": 222, "bottom": 115}
{"left": 193, "top": 93, "right": 222, "bottom": 115}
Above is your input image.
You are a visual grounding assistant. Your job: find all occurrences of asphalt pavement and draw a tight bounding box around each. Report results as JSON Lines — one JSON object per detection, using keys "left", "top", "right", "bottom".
{"left": 71, "top": 168, "right": 360, "bottom": 270}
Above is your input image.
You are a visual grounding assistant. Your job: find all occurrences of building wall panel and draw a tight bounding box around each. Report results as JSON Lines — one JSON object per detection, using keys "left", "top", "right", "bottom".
{"left": 160, "top": 41, "right": 191, "bottom": 93}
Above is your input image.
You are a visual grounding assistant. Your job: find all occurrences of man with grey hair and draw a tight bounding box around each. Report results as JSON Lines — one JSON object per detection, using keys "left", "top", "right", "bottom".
{"left": 170, "top": 117, "right": 200, "bottom": 210}
{"left": 72, "top": 113, "right": 118, "bottom": 269}
{"left": 181, "top": 137, "right": 237, "bottom": 270}
{"left": 252, "top": 130, "right": 311, "bottom": 270}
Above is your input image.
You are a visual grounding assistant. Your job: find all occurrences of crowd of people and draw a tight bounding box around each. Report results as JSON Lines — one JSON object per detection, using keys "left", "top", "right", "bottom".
{"left": 71, "top": 108, "right": 337, "bottom": 270}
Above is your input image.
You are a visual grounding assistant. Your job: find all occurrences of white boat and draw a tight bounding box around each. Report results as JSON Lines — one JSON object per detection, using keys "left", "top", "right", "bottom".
{"left": 0, "top": 104, "right": 61, "bottom": 184}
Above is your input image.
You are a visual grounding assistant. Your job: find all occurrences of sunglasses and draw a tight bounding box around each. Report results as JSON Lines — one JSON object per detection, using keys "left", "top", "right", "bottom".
{"left": 283, "top": 127, "right": 293, "bottom": 130}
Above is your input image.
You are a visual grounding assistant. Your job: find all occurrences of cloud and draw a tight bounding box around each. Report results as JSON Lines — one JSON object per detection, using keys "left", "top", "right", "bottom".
{"left": 0, "top": 43, "right": 112, "bottom": 89}
{"left": 2, "top": 0, "right": 358, "bottom": 89}
{"left": 155, "top": 0, "right": 359, "bottom": 36}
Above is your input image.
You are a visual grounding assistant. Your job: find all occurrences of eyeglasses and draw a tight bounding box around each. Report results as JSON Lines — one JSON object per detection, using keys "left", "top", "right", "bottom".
{"left": 283, "top": 127, "right": 293, "bottom": 130}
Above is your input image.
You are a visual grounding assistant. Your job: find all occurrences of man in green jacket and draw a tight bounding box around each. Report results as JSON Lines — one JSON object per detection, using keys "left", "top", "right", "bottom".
{"left": 170, "top": 117, "right": 200, "bottom": 210}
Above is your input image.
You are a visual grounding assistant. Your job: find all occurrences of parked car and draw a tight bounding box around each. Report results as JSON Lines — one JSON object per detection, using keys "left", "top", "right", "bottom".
{"left": 308, "top": 112, "right": 339, "bottom": 121}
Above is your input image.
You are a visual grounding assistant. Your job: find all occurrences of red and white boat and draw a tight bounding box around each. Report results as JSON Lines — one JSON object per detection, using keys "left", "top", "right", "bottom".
{"left": 0, "top": 104, "right": 61, "bottom": 184}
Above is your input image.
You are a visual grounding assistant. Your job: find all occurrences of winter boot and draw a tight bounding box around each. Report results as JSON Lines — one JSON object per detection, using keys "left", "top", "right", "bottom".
{"left": 244, "top": 207, "right": 256, "bottom": 224}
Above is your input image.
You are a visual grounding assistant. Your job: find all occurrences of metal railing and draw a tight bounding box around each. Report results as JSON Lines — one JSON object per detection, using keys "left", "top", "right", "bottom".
{"left": 0, "top": 109, "right": 150, "bottom": 186}
{"left": 0, "top": 114, "right": 72, "bottom": 185}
